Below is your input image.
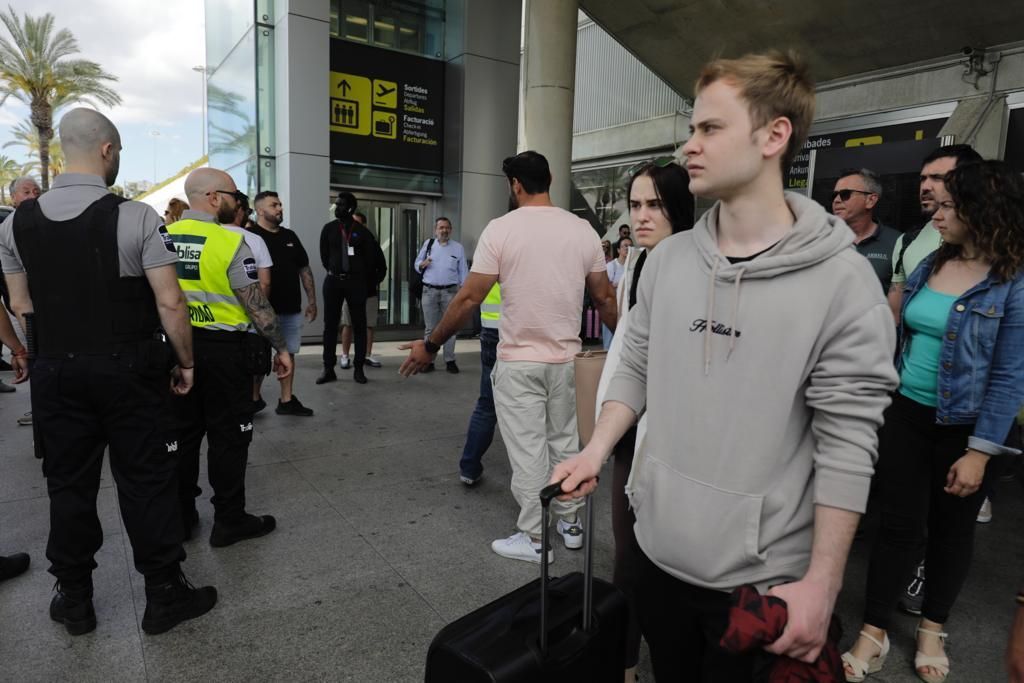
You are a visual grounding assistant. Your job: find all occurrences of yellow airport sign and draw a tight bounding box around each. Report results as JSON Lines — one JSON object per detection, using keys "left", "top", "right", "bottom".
{"left": 330, "top": 72, "right": 371, "bottom": 136}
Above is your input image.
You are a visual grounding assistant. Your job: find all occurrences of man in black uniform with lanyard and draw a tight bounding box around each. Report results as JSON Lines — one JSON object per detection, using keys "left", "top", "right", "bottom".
{"left": 0, "top": 108, "right": 217, "bottom": 636}
{"left": 318, "top": 192, "right": 378, "bottom": 385}
{"left": 171, "top": 167, "right": 293, "bottom": 548}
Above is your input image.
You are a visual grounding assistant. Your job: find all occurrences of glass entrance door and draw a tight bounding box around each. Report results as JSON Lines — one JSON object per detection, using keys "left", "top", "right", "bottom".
{"left": 354, "top": 195, "right": 429, "bottom": 330}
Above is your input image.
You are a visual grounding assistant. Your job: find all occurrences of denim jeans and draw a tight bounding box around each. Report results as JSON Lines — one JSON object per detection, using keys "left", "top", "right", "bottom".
{"left": 459, "top": 327, "right": 498, "bottom": 479}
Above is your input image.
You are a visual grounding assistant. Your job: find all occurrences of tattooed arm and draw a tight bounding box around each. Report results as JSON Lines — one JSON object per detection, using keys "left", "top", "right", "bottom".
{"left": 234, "top": 282, "right": 294, "bottom": 380}
{"left": 299, "top": 265, "right": 317, "bottom": 321}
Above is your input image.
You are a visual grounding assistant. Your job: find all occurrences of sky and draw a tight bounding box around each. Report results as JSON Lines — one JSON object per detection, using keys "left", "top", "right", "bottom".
{"left": 0, "top": 0, "right": 206, "bottom": 186}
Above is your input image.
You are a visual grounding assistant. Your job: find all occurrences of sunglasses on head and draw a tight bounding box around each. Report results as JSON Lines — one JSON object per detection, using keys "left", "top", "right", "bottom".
{"left": 627, "top": 155, "right": 678, "bottom": 177}
{"left": 830, "top": 189, "right": 874, "bottom": 202}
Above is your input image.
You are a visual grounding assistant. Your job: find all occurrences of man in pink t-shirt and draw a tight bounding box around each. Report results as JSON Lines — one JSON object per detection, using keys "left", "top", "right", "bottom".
{"left": 400, "top": 151, "right": 616, "bottom": 564}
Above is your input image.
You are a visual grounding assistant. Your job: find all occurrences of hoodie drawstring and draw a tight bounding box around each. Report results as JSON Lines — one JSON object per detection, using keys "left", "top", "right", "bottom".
{"left": 726, "top": 267, "right": 745, "bottom": 361}
{"left": 705, "top": 259, "right": 745, "bottom": 374}
{"left": 705, "top": 257, "right": 719, "bottom": 376}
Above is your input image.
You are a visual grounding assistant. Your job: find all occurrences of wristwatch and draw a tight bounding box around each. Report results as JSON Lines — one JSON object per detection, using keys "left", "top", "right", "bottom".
{"left": 424, "top": 340, "right": 441, "bottom": 354}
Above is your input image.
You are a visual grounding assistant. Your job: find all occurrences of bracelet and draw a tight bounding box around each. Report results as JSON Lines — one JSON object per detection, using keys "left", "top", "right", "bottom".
{"left": 178, "top": 365, "right": 195, "bottom": 370}
{"left": 424, "top": 340, "right": 441, "bottom": 354}
{"left": 12, "top": 348, "right": 27, "bottom": 358}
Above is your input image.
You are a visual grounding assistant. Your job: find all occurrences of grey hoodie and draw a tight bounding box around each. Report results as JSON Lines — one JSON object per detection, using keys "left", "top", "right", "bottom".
{"left": 606, "top": 192, "right": 898, "bottom": 592}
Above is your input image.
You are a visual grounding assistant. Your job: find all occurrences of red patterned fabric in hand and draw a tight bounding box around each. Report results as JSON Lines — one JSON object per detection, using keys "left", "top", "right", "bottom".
{"left": 719, "top": 584, "right": 844, "bottom": 683}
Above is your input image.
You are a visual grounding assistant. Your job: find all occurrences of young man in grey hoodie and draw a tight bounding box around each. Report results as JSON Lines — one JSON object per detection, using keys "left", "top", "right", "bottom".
{"left": 553, "top": 52, "right": 899, "bottom": 679}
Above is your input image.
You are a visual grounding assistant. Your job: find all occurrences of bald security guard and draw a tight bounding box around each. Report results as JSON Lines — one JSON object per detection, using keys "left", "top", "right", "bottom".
{"left": 0, "top": 108, "right": 217, "bottom": 636}
{"left": 171, "top": 167, "right": 293, "bottom": 548}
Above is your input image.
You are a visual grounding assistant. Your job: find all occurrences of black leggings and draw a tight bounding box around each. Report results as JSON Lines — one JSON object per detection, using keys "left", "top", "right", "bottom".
{"left": 611, "top": 427, "right": 642, "bottom": 669}
{"left": 864, "top": 392, "right": 990, "bottom": 629}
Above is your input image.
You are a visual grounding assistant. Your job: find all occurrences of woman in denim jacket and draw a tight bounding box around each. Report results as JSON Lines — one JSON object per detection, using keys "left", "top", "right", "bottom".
{"left": 843, "top": 160, "right": 1024, "bottom": 683}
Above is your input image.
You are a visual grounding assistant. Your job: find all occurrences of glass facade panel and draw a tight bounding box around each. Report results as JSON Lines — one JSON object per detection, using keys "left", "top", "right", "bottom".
{"left": 208, "top": 28, "right": 258, "bottom": 193}
{"left": 571, "top": 162, "right": 637, "bottom": 240}
{"left": 334, "top": 0, "right": 444, "bottom": 59}
{"left": 206, "top": 0, "right": 256, "bottom": 70}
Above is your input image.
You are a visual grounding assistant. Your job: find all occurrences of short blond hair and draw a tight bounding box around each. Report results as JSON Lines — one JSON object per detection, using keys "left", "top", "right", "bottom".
{"left": 695, "top": 50, "right": 815, "bottom": 172}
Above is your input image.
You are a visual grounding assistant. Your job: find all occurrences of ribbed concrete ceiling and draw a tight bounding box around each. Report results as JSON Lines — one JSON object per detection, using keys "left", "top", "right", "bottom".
{"left": 579, "top": 0, "right": 1024, "bottom": 96}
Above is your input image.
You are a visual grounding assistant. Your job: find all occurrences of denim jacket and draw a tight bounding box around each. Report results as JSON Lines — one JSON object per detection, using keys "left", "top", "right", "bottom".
{"left": 898, "top": 253, "right": 1024, "bottom": 456}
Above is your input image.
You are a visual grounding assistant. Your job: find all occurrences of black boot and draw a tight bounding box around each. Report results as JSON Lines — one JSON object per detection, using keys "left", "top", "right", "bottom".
{"left": 50, "top": 580, "right": 96, "bottom": 635}
{"left": 209, "top": 513, "right": 277, "bottom": 548}
{"left": 353, "top": 364, "right": 368, "bottom": 384}
{"left": 316, "top": 367, "right": 337, "bottom": 384}
{"left": 141, "top": 571, "right": 218, "bottom": 635}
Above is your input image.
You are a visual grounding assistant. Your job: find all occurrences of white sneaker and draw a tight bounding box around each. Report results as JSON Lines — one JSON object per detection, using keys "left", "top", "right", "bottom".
{"left": 366, "top": 354, "right": 382, "bottom": 368}
{"left": 557, "top": 517, "right": 584, "bottom": 550}
{"left": 976, "top": 497, "right": 993, "bottom": 523}
{"left": 491, "top": 531, "right": 552, "bottom": 564}
{"left": 338, "top": 355, "right": 351, "bottom": 369}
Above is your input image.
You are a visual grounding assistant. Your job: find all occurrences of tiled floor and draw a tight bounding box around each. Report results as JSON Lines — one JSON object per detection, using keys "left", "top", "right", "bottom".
{"left": 1, "top": 341, "right": 1020, "bottom": 681}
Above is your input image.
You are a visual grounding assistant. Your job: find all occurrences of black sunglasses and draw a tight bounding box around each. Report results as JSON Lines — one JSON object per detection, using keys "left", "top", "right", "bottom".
{"left": 830, "top": 189, "right": 874, "bottom": 202}
{"left": 214, "top": 189, "right": 249, "bottom": 203}
{"left": 627, "top": 155, "right": 677, "bottom": 178}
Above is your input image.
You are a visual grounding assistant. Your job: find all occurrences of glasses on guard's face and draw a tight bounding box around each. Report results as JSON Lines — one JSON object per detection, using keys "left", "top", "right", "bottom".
{"left": 213, "top": 189, "right": 249, "bottom": 203}
{"left": 627, "top": 155, "right": 678, "bottom": 178}
{"left": 830, "top": 189, "right": 874, "bottom": 202}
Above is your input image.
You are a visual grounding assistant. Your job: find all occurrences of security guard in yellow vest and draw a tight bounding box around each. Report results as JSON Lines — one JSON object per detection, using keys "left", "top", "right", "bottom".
{"left": 458, "top": 283, "right": 501, "bottom": 485}
{"left": 169, "top": 168, "right": 293, "bottom": 548}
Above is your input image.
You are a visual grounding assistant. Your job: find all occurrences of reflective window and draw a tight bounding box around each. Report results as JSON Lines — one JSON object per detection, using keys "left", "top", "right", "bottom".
{"left": 334, "top": 0, "right": 445, "bottom": 59}
{"left": 256, "top": 25, "right": 276, "bottom": 157}
{"left": 208, "top": 29, "right": 258, "bottom": 189}
{"left": 206, "top": 0, "right": 256, "bottom": 71}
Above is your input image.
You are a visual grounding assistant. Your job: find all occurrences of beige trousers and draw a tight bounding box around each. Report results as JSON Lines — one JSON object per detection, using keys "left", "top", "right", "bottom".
{"left": 492, "top": 359, "right": 584, "bottom": 537}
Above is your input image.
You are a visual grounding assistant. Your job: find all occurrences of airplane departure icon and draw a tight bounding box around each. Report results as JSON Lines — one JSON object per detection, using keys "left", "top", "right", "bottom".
{"left": 376, "top": 83, "right": 396, "bottom": 98}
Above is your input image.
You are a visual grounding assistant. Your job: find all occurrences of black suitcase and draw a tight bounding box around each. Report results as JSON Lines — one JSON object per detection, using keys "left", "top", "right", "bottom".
{"left": 425, "top": 482, "right": 628, "bottom": 682}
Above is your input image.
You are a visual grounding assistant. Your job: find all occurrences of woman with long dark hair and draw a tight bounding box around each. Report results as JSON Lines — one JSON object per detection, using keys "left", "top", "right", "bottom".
{"left": 595, "top": 158, "right": 693, "bottom": 683}
{"left": 843, "top": 160, "right": 1024, "bottom": 683}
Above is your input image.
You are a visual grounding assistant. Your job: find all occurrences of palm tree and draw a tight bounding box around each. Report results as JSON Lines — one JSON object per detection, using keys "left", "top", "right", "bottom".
{"left": 0, "top": 8, "right": 121, "bottom": 190}
{"left": 0, "top": 154, "right": 20, "bottom": 204}
{"left": 4, "top": 119, "right": 64, "bottom": 183}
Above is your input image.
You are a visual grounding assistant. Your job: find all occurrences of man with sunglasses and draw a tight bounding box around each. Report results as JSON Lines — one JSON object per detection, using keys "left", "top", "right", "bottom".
{"left": 831, "top": 168, "right": 899, "bottom": 293}
{"left": 168, "top": 167, "right": 293, "bottom": 549}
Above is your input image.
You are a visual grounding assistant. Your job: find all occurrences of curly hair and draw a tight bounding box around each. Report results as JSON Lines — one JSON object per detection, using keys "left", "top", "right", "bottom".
{"left": 933, "top": 160, "right": 1024, "bottom": 283}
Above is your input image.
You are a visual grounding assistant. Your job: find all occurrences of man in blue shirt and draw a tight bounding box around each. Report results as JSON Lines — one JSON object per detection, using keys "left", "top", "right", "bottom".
{"left": 414, "top": 217, "right": 468, "bottom": 372}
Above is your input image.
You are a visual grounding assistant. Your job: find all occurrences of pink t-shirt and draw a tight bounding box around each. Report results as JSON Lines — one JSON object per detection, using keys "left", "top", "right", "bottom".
{"left": 472, "top": 206, "right": 606, "bottom": 363}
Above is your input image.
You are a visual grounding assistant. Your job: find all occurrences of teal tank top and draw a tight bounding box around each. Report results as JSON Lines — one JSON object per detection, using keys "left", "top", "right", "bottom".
{"left": 899, "top": 285, "right": 957, "bottom": 407}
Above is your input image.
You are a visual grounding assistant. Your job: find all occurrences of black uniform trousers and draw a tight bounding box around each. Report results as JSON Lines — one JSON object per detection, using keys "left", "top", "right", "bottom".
{"left": 321, "top": 274, "right": 367, "bottom": 368}
{"left": 172, "top": 330, "right": 254, "bottom": 528}
{"left": 32, "top": 351, "right": 185, "bottom": 587}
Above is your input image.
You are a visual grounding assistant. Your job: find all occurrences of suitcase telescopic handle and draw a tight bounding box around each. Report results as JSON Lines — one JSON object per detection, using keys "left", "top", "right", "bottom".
{"left": 539, "top": 481, "right": 596, "bottom": 656}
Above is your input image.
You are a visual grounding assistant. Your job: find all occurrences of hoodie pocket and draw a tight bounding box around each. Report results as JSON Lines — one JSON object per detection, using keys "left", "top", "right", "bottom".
{"left": 635, "top": 454, "right": 767, "bottom": 582}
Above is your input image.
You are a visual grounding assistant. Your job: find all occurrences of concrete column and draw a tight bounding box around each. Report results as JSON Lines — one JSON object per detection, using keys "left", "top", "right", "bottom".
{"left": 442, "top": 0, "right": 523, "bottom": 257}
{"left": 521, "top": 0, "right": 578, "bottom": 209}
{"left": 939, "top": 95, "right": 1009, "bottom": 159}
{"left": 273, "top": 0, "right": 330, "bottom": 339}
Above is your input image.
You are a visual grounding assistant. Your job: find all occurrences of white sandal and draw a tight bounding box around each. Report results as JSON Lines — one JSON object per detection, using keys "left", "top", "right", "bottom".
{"left": 841, "top": 630, "right": 890, "bottom": 682}
{"left": 915, "top": 625, "right": 950, "bottom": 683}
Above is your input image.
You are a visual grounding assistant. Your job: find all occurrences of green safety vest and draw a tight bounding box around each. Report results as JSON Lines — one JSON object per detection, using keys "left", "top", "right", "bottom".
{"left": 481, "top": 283, "right": 501, "bottom": 329}
{"left": 167, "top": 218, "right": 252, "bottom": 332}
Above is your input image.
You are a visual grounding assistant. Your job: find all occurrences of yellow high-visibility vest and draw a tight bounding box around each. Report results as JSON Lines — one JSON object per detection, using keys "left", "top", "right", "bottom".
{"left": 481, "top": 283, "right": 501, "bottom": 329}
{"left": 167, "top": 218, "right": 251, "bottom": 332}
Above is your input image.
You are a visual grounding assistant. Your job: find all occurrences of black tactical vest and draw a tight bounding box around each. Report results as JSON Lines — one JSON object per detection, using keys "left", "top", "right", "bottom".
{"left": 12, "top": 194, "right": 160, "bottom": 354}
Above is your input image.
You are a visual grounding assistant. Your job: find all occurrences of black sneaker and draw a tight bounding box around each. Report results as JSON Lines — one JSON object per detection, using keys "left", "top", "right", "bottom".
{"left": 353, "top": 366, "right": 368, "bottom": 384}
{"left": 209, "top": 513, "right": 277, "bottom": 548}
{"left": 141, "top": 572, "right": 218, "bottom": 635}
{"left": 446, "top": 361, "right": 460, "bottom": 374}
{"left": 50, "top": 582, "right": 96, "bottom": 635}
{"left": 315, "top": 368, "right": 337, "bottom": 384}
{"left": 899, "top": 560, "right": 926, "bottom": 616}
{"left": 277, "top": 396, "right": 314, "bottom": 416}
{"left": 252, "top": 397, "right": 267, "bottom": 413}
{"left": 0, "top": 552, "right": 29, "bottom": 581}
